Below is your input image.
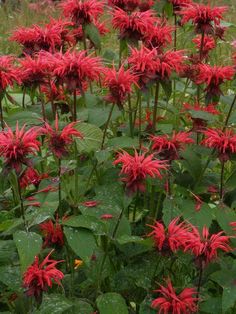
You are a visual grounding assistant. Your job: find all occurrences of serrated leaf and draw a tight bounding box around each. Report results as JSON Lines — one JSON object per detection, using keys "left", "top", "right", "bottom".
{"left": 107, "top": 136, "right": 139, "bottom": 149}
{"left": 96, "top": 293, "right": 128, "bottom": 314}
{"left": 64, "top": 227, "right": 97, "bottom": 263}
{"left": 35, "top": 294, "right": 73, "bottom": 314}
{"left": 75, "top": 123, "right": 103, "bottom": 153}
{"left": 13, "top": 231, "right": 42, "bottom": 272}
{"left": 63, "top": 215, "right": 106, "bottom": 235}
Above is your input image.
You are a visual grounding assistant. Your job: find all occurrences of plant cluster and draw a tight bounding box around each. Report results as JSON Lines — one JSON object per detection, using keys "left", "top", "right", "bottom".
{"left": 0, "top": 0, "right": 236, "bottom": 313}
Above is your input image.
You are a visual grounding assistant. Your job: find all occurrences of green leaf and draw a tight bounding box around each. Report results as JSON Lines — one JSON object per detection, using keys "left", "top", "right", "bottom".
{"left": 84, "top": 23, "right": 101, "bottom": 49}
{"left": 96, "top": 293, "right": 129, "bottom": 314}
{"left": 64, "top": 227, "right": 97, "bottom": 263}
{"left": 107, "top": 136, "right": 139, "bottom": 149}
{"left": 62, "top": 215, "right": 106, "bottom": 235}
{"left": 75, "top": 123, "right": 103, "bottom": 153}
{"left": 5, "top": 110, "right": 42, "bottom": 127}
{"left": 189, "top": 110, "right": 216, "bottom": 122}
{"left": 116, "top": 235, "right": 144, "bottom": 245}
{"left": 70, "top": 300, "right": 93, "bottom": 314}
{"left": 0, "top": 265, "right": 22, "bottom": 291}
{"left": 88, "top": 106, "right": 121, "bottom": 127}
{"left": 161, "top": 79, "right": 172, "bottom": 100}
{"left": 13, "top": 231, "right": 42, "bottom": 272}
{"left": 163, "top": 2, "right": 173, "bottom": 17}
{"left": 35, "top": 294, "right": 73, "bottom": 314}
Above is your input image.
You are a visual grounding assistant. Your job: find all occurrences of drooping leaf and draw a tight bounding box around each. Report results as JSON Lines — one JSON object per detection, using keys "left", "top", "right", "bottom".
{"left": 64, "top": 227, "right": 97, "bottom": 263}
{"left": 84, "top": 23, "right": 101, "bottom": 49}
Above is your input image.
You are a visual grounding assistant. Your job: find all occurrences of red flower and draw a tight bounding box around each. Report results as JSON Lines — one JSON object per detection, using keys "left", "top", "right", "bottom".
{"left": 53, "top": 50, "right": 102, "bottom": 92}
{"left": 151, "top": 131, "right": 194, "bottom": 161}
{"left": 0, "top": 123, "right": 40, "bottom": 172}
{"left": 128, "top": 45, "right": 157, "bottom": 87}
{"left": 103, "top": 65, "right": 138, "bottom": 108}
{"left": 201, "top": 128, "right": 236, "bottom": 162}
{"left": 192, "top": 35, "right": 215, "bottom": 60}
{"left": 151, "top": 279, "right": 198, "bottom": 314}
{"left": 148, "top": 218, "right": 190, "bottom": 255}
{"left": 143, "top": 24, "right": 173, "bottom": 51}
{"left": 185, "top": 225, "right": 231, "bottom": 265}
{"left": 0, "top": 56, "right": 20, "bottom": 93}
{"left": 20, "top": 167, "right": 48, "bottom": 189}
{"left": 40, "top": 219, "right": 64, "bottom": 248}
{"left": 23, "top": 251, "right": 64, "bottom": 300}
{"left": 155, "top": 50, "right": 185, "bottom": 80}
{"left": 195, "top": 64, "right": 235, "bottom": 98}
{"left": 82, "top": 200, "right": 100, "bottom": 207}
{"left": 40, "top": 114, "right": 83, "bottom": 158}
{"left": 18, "top": 54, "right": 52, "bottom": 88}
{"left": 10, "top": 20, "right": 73, "bottom": 55}
{"left": 113, "top": 150, "right": 167, "bottom": 194}
{"left": 112, "top": 8, "right": 156, "bottom": 42}
{"left": 100, "top": 214, "right": 113, "bottom": 220}
{"left": 230, "top": 222, "right": 236, "bottom": 232}
{"left": 169, "top": 0, "right": 192, "bottom": 12}
{"left": 180, "top": 4, "right": 227, "bottom": 34}
{"left": 61, "top": 0, "right": 105, "bottom": 25}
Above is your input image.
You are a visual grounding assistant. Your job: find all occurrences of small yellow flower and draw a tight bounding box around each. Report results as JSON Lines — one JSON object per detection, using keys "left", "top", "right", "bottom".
{"left": 74, "top": 259, "right": 83, "bottom": 269}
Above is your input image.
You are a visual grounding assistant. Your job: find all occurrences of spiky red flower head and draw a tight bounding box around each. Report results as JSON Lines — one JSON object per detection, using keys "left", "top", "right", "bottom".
{"left": 40, "top": 219, "right": 64, "bottom": 248}
{"left": 112, "top": 8, "right": 156, "bottom": 42}
{"left": 151, "top": 279, "right": 198, "bottom": 314}
{"left": 155, "top": 50, "right": 185, "bottom": 80}
{"left": 195, "top": 64, "right": 235, "bottom": 98}
{"left": 113, "top": 150, "right": 167, "bottom": 194}
{"left": 148, "top": 218, "right": 190, "bottom": 255}
{"left": 180, "top": 4, "right": 227, "bottom": 34}
{"left": 139, "top": 0, "right": 154, "bottom": 12}
{"left": 53, "top": 50, "right": 102, "bottom": 92}
{"left": 0, "top": 56, "right": 20, "bottom": 93}
{"left": 40, "top": 81, "right": 66, "bottom": 103}
{"left": 40, "top": 114, "right": 83, "bottom": 158}
{"left": 185, "top": 225, "right": 231, "bottom": 266}
{"left": 20, "top": 167, "right": 48, "bottom": 189}
{"left": 192, "top": 35, "right": 215, "bottom": 60}
{"left": 61, "top": 0, "right": 105, "bottom": 25}
{"left": 169, "top": 0, "right": 192, "bottom": 12}
{"left": 201, "top": 128, "right": 236, "bottom": 162}
{"left": 0, "top": 123, "right": 40, "bottom": 173}
{"left": 18, "top": 53, "right": 53, "bottom": 88}
{"left": 128, "top": 45, "right": 157, "bottom": 87}
{"left": 143, "top": 24, "right": 173, "bottom": 51}
{"left": 151, "top": 131, "right": 194, "bottom": 161}
{"left": 10, "top": 20, "right": 72, "bottom": 55}
{"left": 103, "top": 65, "right": 138, "bottom": 108}
{"left": 23, "top": 251, "right": 64, "bottom": 300}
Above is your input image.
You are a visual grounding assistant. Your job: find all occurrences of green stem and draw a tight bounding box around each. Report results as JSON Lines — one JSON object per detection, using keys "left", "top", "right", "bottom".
{"left": 152, "top": 82, "right": 160, "bottom": 133}
{"left": 22, "top": 87, "right": 26, "bottom": 109}
{"left": 138, "top": 92, "right": 142, "bottom": 149}
{"left": 101, "top": 103, "right": 115, "bottom": 149}
{"left": 0, "top": 98, "right": 4, "bottom": 129}
{"left": 73, "top": 89, "right": 77, "bottom": 122}
{"left": 220, "top": 161, "right": 225, "bottom": 201}
{"left": 17, "top": 177, "right": 27, "bottom": 230}
{"left": 58, "top": 158, "right": 62, "bottom": 215}
{"left": 112, "top": 206, "right": 125, "bottom": 238}
{"left": 197, "top": 31, "right": 205, "bottom": 102}
{"left": 223, "top": 94, "right": 236, "bottom": 131}
{"left": 128, "top": 94, "right": 133, "bottom": 138}
{"left": 132, "top": 191, "right": 139, "bottom": 222}
{"left": 97, "top": 237, "right": 109, "bottom": 295}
